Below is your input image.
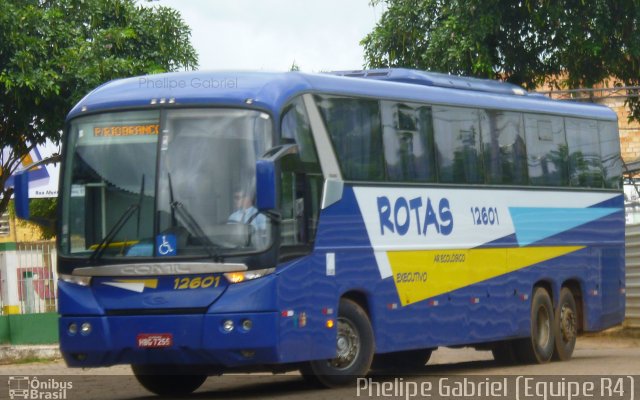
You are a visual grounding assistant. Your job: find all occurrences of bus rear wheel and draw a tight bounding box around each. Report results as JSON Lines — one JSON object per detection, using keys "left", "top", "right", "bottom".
{"left": 553, "top": 287, "right": 578, "bottom": 361}
{"left": 131, "top": 365, "right": 207, "bottom": 396}
{"left": 306, "top": 298, "right": 374, "bottom": 387}
{"left": 514, "top": 287, "right": 555, "bottom": 364}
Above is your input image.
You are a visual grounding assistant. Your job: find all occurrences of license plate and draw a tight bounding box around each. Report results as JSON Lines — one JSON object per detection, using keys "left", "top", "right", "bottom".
{"left": 137, "top": 333, "right": 173, "bottom": 348}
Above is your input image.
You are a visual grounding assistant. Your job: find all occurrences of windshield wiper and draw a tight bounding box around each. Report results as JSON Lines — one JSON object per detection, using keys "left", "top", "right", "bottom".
{"left": 90, "top": 175, "right": 145, "bottom": 261}
{"left": 167, "top": 174, "right": 222, "bottom": 262}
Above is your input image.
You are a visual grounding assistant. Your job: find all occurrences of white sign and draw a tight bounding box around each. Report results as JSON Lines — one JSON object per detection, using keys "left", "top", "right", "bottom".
{"left": 3, "top": 141, "right": 60, "bottom": 199}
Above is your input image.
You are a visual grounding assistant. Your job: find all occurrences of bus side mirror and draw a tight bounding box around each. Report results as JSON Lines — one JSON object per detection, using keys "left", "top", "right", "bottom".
{"left": 14, "top": 170, "right": 30, "bottom": 220}
{"left": 256, "top": 159, "right": 276, "bottom": 211}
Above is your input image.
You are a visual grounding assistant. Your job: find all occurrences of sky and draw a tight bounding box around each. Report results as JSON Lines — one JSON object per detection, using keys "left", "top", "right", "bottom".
{"left": 148, "top": 0, "right": 385, "bottom": 72}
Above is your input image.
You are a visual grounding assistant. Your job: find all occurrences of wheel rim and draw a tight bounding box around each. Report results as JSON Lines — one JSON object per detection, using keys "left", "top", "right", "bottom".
{"left": 328, "top": 317, "right": 360, "bottom": 370}
{"left": 536, "top": 305, "right": 551, "bottom": 349}
{"left": 560, "top": 303, "right": 577, "bottom": 343}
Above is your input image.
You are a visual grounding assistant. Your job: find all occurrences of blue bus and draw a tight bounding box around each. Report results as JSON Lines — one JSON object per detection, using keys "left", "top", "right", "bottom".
{"left": 16, "top": 69, "right": 625, "bottom": 395}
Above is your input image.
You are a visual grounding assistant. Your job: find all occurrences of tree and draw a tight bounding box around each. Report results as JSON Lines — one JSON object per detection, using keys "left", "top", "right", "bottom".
{"left": 0, "top": 0, "right": 198, "bottom": 216}
{"left": 362, "top": 0, "right": 640, "bottom": 118}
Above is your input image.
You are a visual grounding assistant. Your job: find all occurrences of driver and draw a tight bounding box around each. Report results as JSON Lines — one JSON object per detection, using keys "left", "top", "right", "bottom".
{"left": 227, "top": 189, "right": 266, "bottom": 231}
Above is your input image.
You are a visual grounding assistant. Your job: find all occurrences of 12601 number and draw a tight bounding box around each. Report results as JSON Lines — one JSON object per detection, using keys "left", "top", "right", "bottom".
{"left": 173, "top": 276, "right": 220, "bottom": 290}
{"left": 470, "top": 207, "right": 500, "bottom": 225}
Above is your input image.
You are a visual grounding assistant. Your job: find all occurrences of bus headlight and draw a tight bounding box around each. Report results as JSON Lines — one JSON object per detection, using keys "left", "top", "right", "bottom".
{"left": 224, "top": 268, "right": 275, "bottom": 284}
{"left": 80, "top": 322, "right": 92, "bottom": 335}
{"left": 59, "top": 274, "right": 92, "bottom": 287}
{"left": 241, "top": 319, "right": 253, "bottom": 331}
{"left": 222, "top": 320, "right": 234, "bottom": 333}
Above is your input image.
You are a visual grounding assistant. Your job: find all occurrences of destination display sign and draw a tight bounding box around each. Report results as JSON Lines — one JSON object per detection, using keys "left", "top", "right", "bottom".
{"left": 93, "top": 124, "right": 159, "bottom": 137}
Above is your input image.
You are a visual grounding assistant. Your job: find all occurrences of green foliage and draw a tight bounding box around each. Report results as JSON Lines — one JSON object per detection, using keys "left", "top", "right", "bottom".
{"left": 0, "top": 0, "right": 198, "bottom": 215}
{"left": 362, "top": 0, "right": 640, "bottom": 117}
{"left": 28, "top": 198, "right": 58, "bottom": 240}
{"left": 6, "top": 198, "right": 56, "bottom": 240}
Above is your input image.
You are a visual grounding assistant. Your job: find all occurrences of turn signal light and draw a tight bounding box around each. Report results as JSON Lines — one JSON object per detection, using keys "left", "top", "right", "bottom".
{"left": 224, "top": 268, "right": 275, "bottom": 284}
{"left": 225, "top": 272, "right": 245, "bottom": 283}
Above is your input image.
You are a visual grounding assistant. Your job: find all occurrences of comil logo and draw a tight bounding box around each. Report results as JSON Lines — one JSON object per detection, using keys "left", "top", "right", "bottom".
{"left": 8, "top": 377, "right": 72, "bottom": 400}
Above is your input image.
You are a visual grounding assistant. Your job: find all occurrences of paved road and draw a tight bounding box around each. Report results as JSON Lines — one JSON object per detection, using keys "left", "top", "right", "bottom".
{"left": 1, "top": 336, "right": 639, "bottom": 399}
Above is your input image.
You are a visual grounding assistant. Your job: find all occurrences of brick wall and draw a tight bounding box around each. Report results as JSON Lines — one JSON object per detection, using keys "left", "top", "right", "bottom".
{"left": 600, "top": 98, "right": 640, "bottom": 165}
{"left": 537, "top": 80, "right": 640, "bottom": 168}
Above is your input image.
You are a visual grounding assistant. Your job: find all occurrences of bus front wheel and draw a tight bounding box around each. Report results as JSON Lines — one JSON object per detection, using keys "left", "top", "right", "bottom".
{"left": 132, "top": 365, "right": 207, "bottom": 396}
{"left": 306, "top": 298, "right": 374, "bottom": 387}
{"left": 553, "top": 287, "right": 578, "bottom": 361}
{"left": 514, "top": 287, "right": 555, "bottom": 364}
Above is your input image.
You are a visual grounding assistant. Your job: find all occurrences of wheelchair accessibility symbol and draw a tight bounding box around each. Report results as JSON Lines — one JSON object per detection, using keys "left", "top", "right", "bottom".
{"left": 156, "top": 234, "right": 177, "bottom": 256}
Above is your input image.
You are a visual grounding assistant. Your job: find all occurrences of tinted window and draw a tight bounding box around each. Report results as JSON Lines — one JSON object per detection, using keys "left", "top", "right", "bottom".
{"left": 599, "top": 121, "right": 623, "bottom": 189}
{"left": 480, "top": 111, "right": 528, "bottom": 185}
{"left": 280, "top": 97, "right": 323, "bottom": 247}
{"left": 381, "top": 101, "right": 436, "bottom": 182}
{"left": 524, "top": 114, "right": 568, "bottom": 186}
{"left": 565, "top": 118, "right": 603, "bottom": 188}
{"left": 433, "top": 107, "right": 483, "bottom": 183}
{"left": 315, "top": 95, "right": 384, "bottom": 181}
{"left": 282, "top": 97, "right": 319, "bottom": 167}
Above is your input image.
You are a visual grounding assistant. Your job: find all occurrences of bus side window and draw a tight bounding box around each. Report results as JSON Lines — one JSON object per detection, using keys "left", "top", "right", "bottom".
{"left": 433, "top": 106, "right": 484, "bottom": 184}
{"left": 280, "top": 98, "right": 323, "bottom": 254}
{"left": 381, "top": 101, "right": 436, "bottom": 183}
{"left": 279, "top": 166, "right": 301, "bottom": 245}
{"left": 480, "top": 110, "right": 528, "bottom": 185}
{"left": 315, "top": 95, "right": 385, "bottom": 181}
{"left": 565, "top": 118, "right": 603, "bottom": 188}
{"left": 282, "top": 97, "right": 319, "bottom": 165}
{"left": 598, "top": 120, "right": 623, "bottom": 189}
{"left": 524, "top": 114, "right": 568, "bottom": 186}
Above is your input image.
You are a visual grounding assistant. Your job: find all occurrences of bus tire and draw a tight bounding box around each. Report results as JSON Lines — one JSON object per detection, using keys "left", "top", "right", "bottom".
{"left": 307, "top": 298, "right": 374, "bottom": 387}
{"left": 491, "top": 340, "right": 518, "bottom": 365}
{"left": 553, "top": 287, "right": 578, "bottom": 361}
{"left": 514, "top": 287, "right": 555, "bottom": 364}
{"left": 131, "top": 365, "right": 207, "bottom": 396}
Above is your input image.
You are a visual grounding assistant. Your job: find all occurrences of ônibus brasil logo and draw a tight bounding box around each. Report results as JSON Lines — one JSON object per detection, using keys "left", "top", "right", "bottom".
{"left": 8, "top": 376, "right": 72, "bottom": 400}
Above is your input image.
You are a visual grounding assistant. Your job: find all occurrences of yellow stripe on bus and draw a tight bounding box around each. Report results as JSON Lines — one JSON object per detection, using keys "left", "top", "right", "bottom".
{"left": 388, "top": 246, "right": 584, "bottom": 306}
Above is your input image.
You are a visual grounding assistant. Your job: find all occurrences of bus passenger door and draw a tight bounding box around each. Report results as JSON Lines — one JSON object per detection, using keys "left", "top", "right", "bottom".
{"left": 275, "top": 97, "right": 331, "bottom": 362}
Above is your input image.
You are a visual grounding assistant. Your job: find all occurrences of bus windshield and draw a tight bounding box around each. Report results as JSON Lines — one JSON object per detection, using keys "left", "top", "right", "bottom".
{"left": 60, "top": 108, "right": 274, "bottom": 259}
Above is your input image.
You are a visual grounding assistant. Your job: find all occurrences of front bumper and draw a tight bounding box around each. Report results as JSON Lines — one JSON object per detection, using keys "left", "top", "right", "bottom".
{"left": 60, "top": 312, "right": 279, "bottom": 368}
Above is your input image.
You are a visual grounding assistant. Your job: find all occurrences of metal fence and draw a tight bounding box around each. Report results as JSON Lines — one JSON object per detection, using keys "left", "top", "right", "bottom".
{"left": 626, "top": 224, "right": 640, "bottom": 328}
{"left": 15, "top": 241, "right": 58, "bottom": 314}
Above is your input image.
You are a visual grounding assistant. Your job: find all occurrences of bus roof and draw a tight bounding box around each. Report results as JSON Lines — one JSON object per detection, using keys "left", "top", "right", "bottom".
{"left": 68, "top": 69, "right": 617, "bottom": 121}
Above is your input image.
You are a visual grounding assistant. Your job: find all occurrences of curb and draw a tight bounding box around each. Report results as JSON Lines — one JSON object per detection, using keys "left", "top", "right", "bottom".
{"left": 0, "top": 345, "right": 60, "bottom": 365}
